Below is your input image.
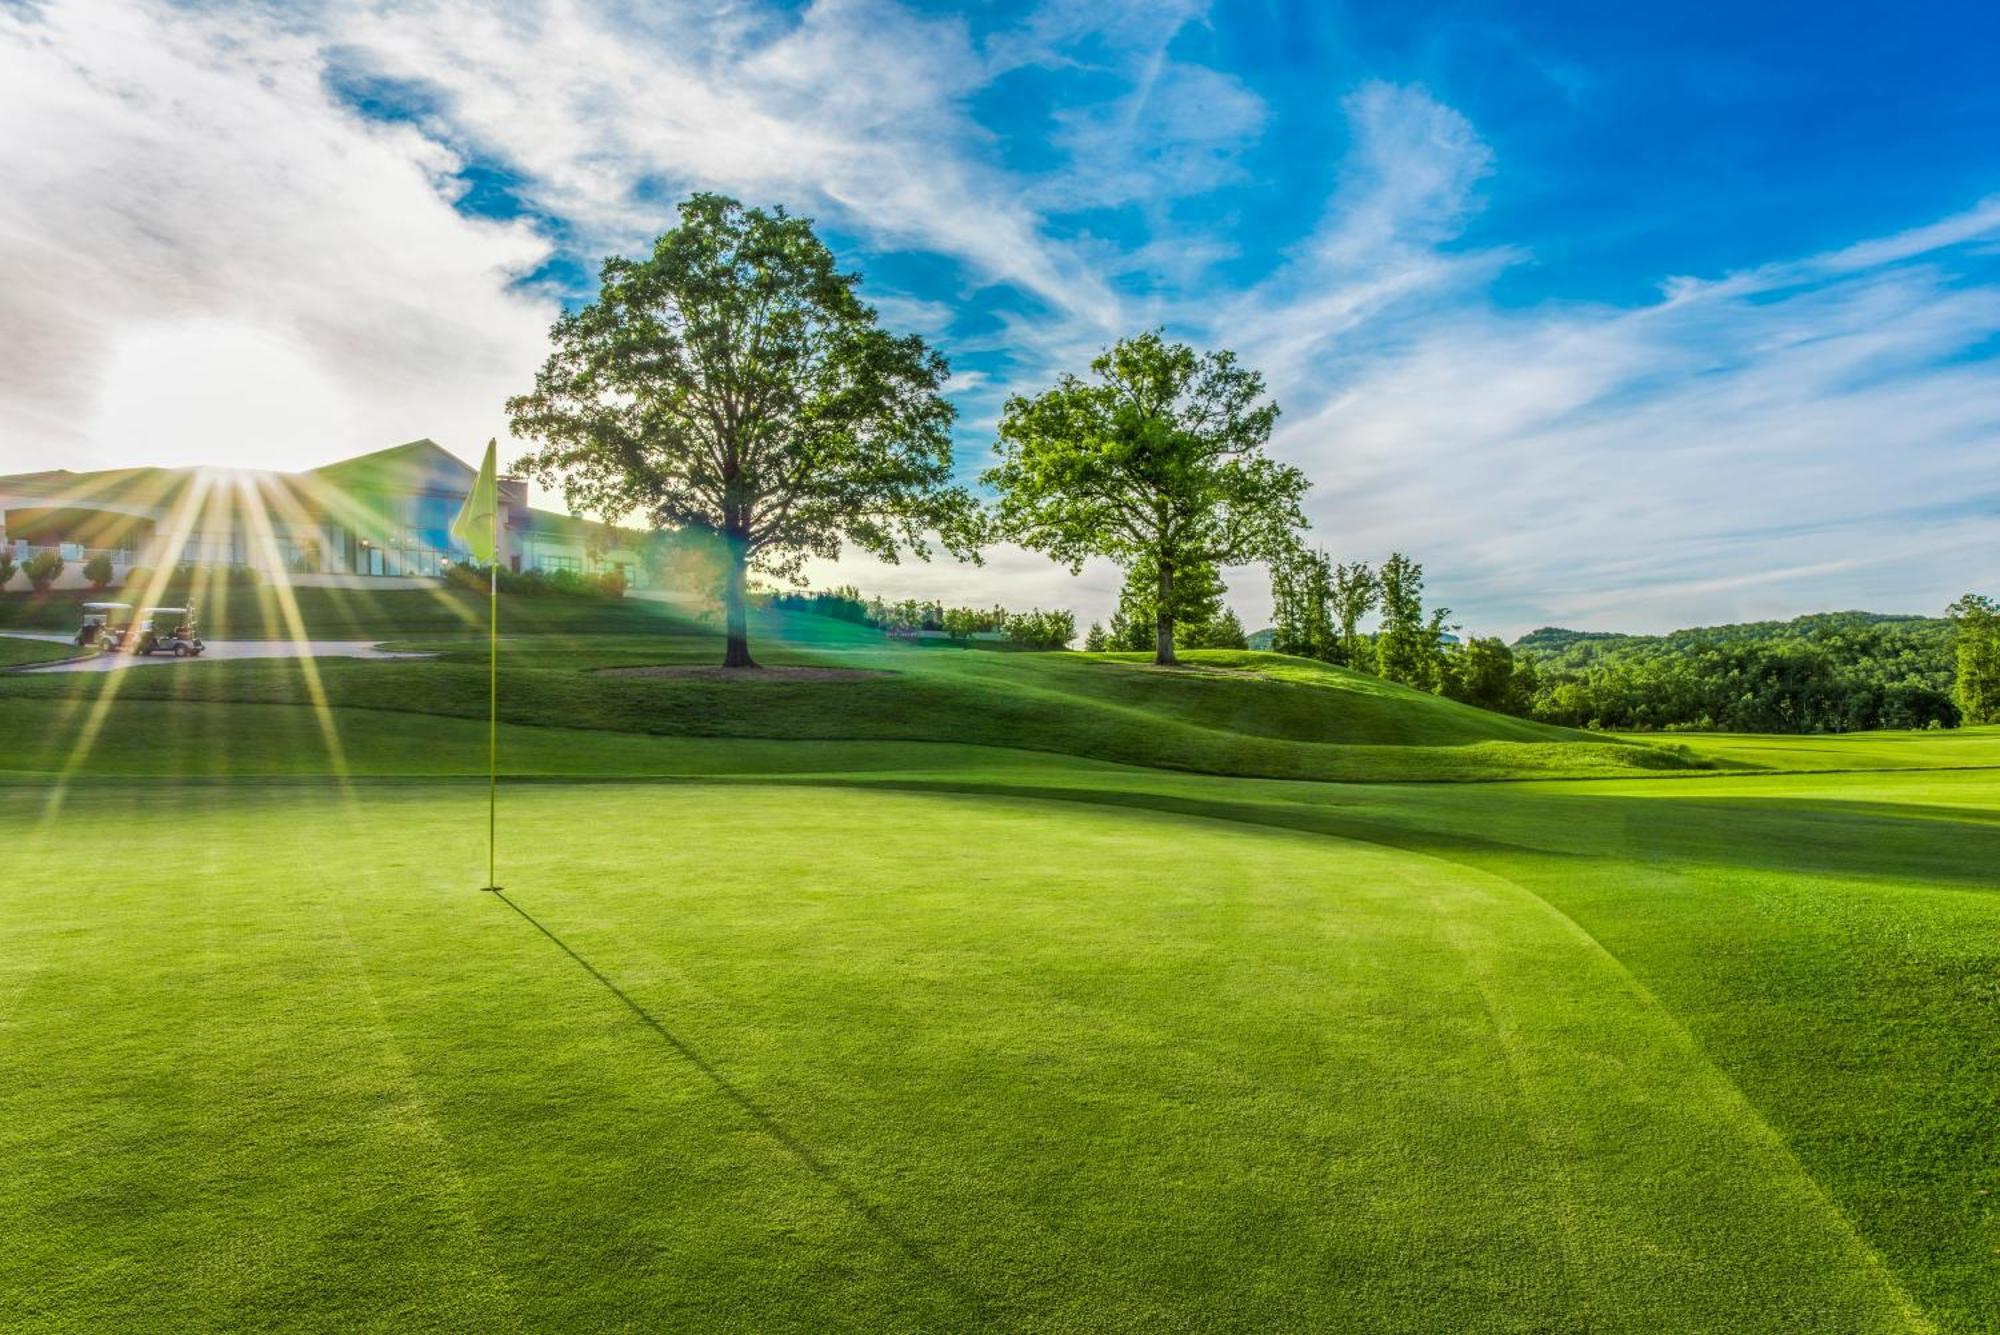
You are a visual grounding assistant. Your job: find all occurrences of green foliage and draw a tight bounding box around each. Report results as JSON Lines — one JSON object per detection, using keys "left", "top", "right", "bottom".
{"left": 1082, "top": 621, "right": 1108, "bottom": 652}
{"left": 767, "top": 586, "right": 1074, "bottom": 650}
{"left": 1516, "top": 612, "right": 1959, "bottom": 732}
{"left": 21, "top": 550, "right": 63, "bottom": 591}
{"left": 444, "top": 562, "right": 628, "bottom": 600}
{"left": 82, "top": 554, "right": 114, "bottom": 589}
{"left": 0, "top": 550, "right": 15, "bottom": 589}
{"left": 1179, "top": 606, "right": 1248, "bottom": 649}
{"left": 1375, "top": 553, "right": 1451, "bottom": 689}
{"left": 1003, "top": 607, "right": 1077, "bottom": 650}
{"left": 1947, "top": 594, "right": 2000, "bottom": 726}
{"left": 1110, "top": 555, "right": 1226, "bottom": 653}
{"left": 939, "top": 605, "right": 992, "bottom": 640}
{"left": 985, "top": 330, "right": 1306, "bottom": 664}
{"left": 1332, "top": 561, "right": 1379, "bottom": 671}
{"left": 1106, "top": 602, "right": 1152, "bottom": 652}
{"left": 1271, "top": 546, "right": 1381, "bottom": 671}
{"left": 1269, "top": 544, "right": 1336, "bottom": 661}
{"left": 508, "top": 193, "right": 981, "bottom": 667}
{"left": 767, "top": 584, "right": 872, "bottom": 624}
{"left": 1441, "top": 637, "right": 1529, "bottom": 714}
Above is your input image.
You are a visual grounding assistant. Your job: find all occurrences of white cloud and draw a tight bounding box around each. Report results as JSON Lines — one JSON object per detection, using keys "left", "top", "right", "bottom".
{"left": 0, "top": 0, "right": 554, "bottom": 473}
{"left": 329, "top": 0, "right": 1125, "bottom": 328}
{"left": 1259, "top": 219, "right": 2000, "bottom": 636}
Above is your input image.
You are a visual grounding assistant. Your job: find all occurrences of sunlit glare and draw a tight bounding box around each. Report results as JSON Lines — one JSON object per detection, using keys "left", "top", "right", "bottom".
{"left": 88, "top": 321, "right": 357, "bottom": 472}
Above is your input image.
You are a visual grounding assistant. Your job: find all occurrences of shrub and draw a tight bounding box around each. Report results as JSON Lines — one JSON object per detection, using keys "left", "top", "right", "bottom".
{"left": 83, "top": 554, "right": 114, "bottom": 588}
{"left": 769, "top": 585, "right": 868, "bottom": 622}
{"left": 170, "top": 564, "right": 259, "bottom": 589}
{"left": 447, "top": 561, "right": 619, "bottom": 599}
{"left": 1004, "top": 608, "right": 1077, "bottom": 650}
{"left": 23, "top": 550, "right": 64, "bottom": 591}
{"left": 0, "top": 550, "right": 15, "bottom": 590}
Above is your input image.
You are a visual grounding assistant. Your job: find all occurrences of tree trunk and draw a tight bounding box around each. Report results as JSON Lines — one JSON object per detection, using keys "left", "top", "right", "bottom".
{"left": 722, "top": 540, "right": 757, "bottom": 669}
{"left": 1154, "top": 558, "right": 1178, "bottom": 666}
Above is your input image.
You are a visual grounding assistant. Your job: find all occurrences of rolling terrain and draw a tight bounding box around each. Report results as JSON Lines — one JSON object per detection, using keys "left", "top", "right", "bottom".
{"left": 2, "top": 598, "right": 1994, "bottom": 1331}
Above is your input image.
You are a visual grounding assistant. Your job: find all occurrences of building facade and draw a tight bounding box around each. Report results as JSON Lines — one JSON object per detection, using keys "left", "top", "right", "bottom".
{"left": 0, "top": 440, "right": 653, "bottom": 590}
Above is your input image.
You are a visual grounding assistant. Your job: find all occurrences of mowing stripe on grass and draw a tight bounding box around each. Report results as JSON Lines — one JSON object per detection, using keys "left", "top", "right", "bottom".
{"left": 485, "top": 887, "right": 995, "bottom": 1326}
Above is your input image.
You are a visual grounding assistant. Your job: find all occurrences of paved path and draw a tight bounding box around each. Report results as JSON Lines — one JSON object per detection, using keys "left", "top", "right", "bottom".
{"left": 8, "top": 634, "right": 432, "bottom": 673}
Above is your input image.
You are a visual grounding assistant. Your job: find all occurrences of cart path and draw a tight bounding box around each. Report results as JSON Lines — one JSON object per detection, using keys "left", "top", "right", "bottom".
{"left": 6, "top": 634, "right": 432, "bottom": 672}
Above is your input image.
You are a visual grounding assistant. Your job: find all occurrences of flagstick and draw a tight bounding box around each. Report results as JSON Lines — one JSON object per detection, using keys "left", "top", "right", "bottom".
{"left": 484, "top": 494, "right": 501, "bottom": 892}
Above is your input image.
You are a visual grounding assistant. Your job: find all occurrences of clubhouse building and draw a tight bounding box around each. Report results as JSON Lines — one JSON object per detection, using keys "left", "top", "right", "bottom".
{"left": 0, "top": 440, "right": 653, "bottom": 590}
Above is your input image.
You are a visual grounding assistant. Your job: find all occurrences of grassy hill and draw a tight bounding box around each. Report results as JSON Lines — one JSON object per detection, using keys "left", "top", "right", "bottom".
{"left": 0, "top": 581, "right": 678, "bottom": 638}
{"left": 0, "top": 601, "right": 1697, "bottom": 783}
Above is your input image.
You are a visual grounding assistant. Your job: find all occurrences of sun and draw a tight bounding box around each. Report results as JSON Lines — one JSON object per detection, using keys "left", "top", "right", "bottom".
{"left": 87, "top": 320, "right": 356, "bottom": 471}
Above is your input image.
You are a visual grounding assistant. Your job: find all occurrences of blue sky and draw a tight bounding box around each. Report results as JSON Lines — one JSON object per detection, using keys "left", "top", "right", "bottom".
{"left": 3, "top": 0, "right": 1997, "bottom": 635}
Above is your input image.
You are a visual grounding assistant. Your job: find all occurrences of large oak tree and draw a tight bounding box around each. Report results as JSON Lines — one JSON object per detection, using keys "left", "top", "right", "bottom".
{"left": 508, "top": 194, "right": 981, "bottom": 667}
{"left": 984, "top": 331, "right": 1307, "bottom": 665}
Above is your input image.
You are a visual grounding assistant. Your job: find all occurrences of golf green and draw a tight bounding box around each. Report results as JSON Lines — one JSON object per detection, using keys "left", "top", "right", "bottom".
{"left": 0, "top": 779, "right": 1939, "bottom": 1330}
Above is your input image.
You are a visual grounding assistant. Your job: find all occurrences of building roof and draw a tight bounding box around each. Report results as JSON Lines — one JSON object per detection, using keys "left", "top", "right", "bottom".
{"left": 307, "top": 439, "right": 475, "bottom": 494}
{"left": 1, "top": 440, "right": 646, "bottom": 552}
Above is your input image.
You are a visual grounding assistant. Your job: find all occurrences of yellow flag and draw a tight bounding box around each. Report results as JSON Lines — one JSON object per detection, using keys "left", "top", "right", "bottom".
{"left": 451, "top": 438, "right": 499, "bottom": 564}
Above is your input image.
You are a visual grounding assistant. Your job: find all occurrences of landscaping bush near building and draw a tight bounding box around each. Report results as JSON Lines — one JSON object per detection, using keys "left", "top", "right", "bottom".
{"left": 83, "top": 554, "right": 114, "bottom": 589}
{"left": 0, "top": 551, "right": 15, "bottom": 590}
{"left": 22, "top": 551, "right": 64, "bottom": 591}
{"left": 445, "top": 562, "right": 626, "bottom": 599}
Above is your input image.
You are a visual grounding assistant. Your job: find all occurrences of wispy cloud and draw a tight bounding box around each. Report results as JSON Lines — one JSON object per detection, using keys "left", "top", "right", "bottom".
{"left": 326, "top": 0, "right": 1127, "bottom": 327}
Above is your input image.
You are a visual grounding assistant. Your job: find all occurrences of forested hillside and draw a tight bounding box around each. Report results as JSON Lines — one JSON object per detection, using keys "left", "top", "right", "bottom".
{"left": 1512, "top": 612, "right": 1956, "bottom": 732}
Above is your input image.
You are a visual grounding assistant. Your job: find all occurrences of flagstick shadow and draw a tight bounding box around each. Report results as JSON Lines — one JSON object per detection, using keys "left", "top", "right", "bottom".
{"left": 489, "top": 890, "right": 992, "bottom": 1323}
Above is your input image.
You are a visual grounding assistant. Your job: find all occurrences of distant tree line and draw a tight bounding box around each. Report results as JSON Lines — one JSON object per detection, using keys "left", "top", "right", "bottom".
{"left": 1504, "top": 614, "right": 1967, "bottom": 732}
{"left": 765, "top": 585, "right": 1076, "bottom": 650}
{"left": 1265, "top": 546, "right": 1996, "bottom": 733}
{"left": 1267, "top": 547, "right": 1494, "bottom": 699}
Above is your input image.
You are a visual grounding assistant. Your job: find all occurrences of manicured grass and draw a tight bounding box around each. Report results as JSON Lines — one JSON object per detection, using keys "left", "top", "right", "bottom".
{"left": 1628, "top": 725, "right": 2000, "bottom": 772}
{"left": 0, "top": 630, "right": 1699, "bottom": 784}
{"left": 0, "top": 635, "right": 87, "bottom": 669}
{"left": 0, "top": 583, "right": 703, "bottom": 639}
{"left": 4, "top": 640, "right": 1997, "bottom": 1329}
{"left": 0, "top": 782, "right": 1930, "bottom": 1330}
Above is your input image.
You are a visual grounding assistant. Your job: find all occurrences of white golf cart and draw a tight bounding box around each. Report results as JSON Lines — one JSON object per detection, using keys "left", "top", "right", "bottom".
{"left": 75, "top": 601, "right": 133, "bottom": 650}
{"left": 131, "top": 605, "right": 205, "bottom": 657}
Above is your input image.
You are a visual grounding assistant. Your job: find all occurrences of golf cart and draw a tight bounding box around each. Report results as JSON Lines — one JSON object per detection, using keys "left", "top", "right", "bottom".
{"left": 75, "top": 601, "right": 133, "bottom": 649}
{"left": 131, "top": 605, "right": 204, "bottom": 657}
